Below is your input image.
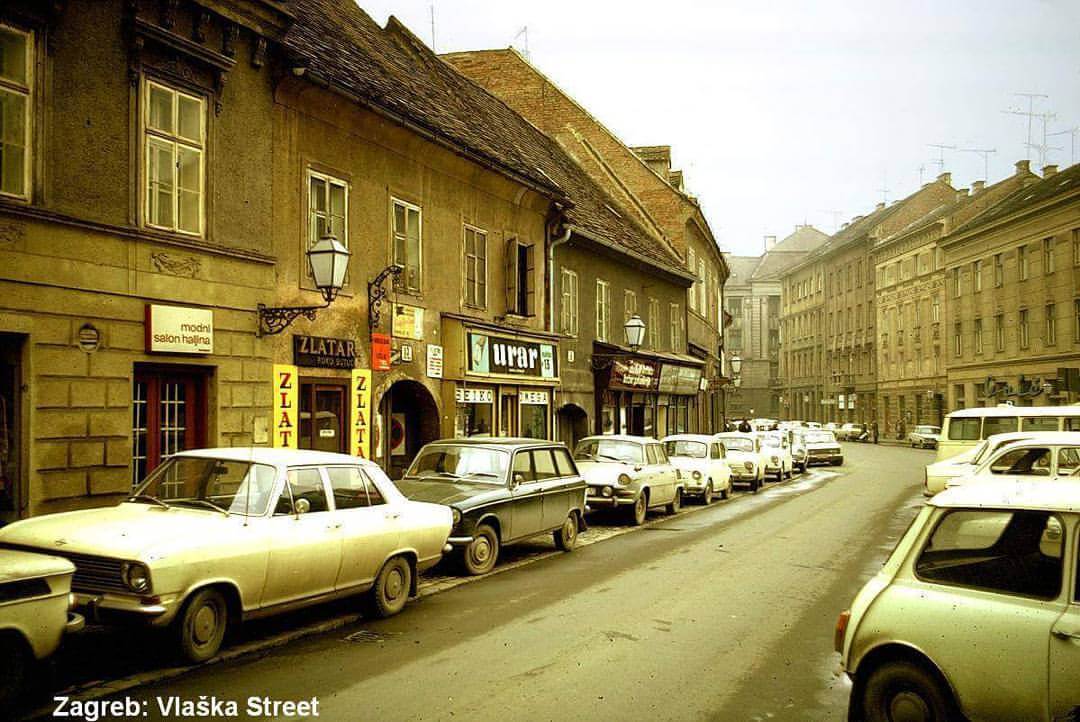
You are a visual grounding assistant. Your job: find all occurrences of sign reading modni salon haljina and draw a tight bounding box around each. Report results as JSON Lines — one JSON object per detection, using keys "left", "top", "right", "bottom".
{"left": 294, "top": 335, "right": 356, "bottom": 369}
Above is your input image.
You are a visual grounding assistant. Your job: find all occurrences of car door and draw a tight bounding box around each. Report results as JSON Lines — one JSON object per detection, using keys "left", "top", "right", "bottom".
{"left": 1055, "top": 447, "right": 1080, "bottom": 478}
{"left": 509, "top": 450, "right": 543, "bottom": 540}
{"left": 710, "top": 442, "right": 729, "bottom": 487}
{"left": 261, "top": 466, "right": 343, "bottom": 608}
{"left": 325, "top": 465, "right": 400, "bottom": 592}
{"left": 651, "top": 443, "right": 677, "bottom": 503}
{"left": 533, "top": 448, "right": 573, "bottom": 531}
{"left": 1048, "top": 521, "right": 1080, "bottom": 720}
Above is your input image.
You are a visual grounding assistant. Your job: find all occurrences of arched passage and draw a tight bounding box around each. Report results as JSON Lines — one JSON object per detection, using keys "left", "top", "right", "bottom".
{"left": 378, "top": 379, "right": 440, "bottom": 480}
{"left": 557, "top": 403, "right": 589, "bottom": 450}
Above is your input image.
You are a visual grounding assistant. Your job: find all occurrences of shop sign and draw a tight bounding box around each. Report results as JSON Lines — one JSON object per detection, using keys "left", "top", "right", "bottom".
{"left": 371, "top": 333, "right": 391, "bottom": 371}
{"left": 392, "top": 304, "right": 424, "bottom": 340}
{"left": 675, "top": 366, "right": 702, "bottom": 395}
{"left": 467, "top": 332, "right": 557, "bottom": 379}
{"left": 519, "top": 390, "right": 549, "bottom": 405}
{"left": 294, "top": 335, "right": 356, "bottom": 370}
{"left": 350, "top": 369, "right": 372, "bottom": 459}
{"left": 657, "top": 365, "right": 679, "bottom": 394}
{"left": 400, "top": 344, "right": 414, "bottom": 363}
{"left": 609, "top": 358, "right": 659, "bottom": 391}
{"left": 427, "top": 344, "right": 444, "bottom": 378}
{"left": 272, "top": 364, "right": 298, "bottom": 449}
{"left": 456, "top": 387, "right": 494, "bottom": 404}
{"left": 145, "top": 304, "right": 213, "bottom": 354}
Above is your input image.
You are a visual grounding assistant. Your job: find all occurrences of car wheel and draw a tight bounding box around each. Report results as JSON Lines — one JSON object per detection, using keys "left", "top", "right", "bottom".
{"left": 553, "top": 512, "right": 579, "bottom": 551}
{"left": 701, "top": 482, "right": 713, "bottom": 505}
{"left": 176, "top": 587, "right": 229, "bottom": 663}
{"left": 628, "top": 492, "right": 648, "bottom": 526}
{"left": 720, "top": 481, "right": 731, "bottom": 500}
{"left": 665, "top": 488, "right": 682, "bottom": 514}
{"left": 862, "top": 661, "right": 955, "bottom": 722}
{"left": 462, "top": 523, "right": 500, "bottom": 576}
{"left": 0, "top": 635, "right": 27, "bottom": 710}
{"left": 368, "top": 556, "right": 412, "bottom": 618}
{"left": 752, "top": 475, "right": 761, "bottom": 493}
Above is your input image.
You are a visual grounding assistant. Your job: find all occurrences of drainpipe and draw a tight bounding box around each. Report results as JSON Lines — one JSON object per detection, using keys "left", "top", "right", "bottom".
{"left": 546, "top": 215, "right": 572, "bottom": 333}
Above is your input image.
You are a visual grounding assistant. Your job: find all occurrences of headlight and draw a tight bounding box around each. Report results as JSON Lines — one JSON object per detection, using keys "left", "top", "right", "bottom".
{"left": 122, "top": 562, "right": 151, "bottom": 594}
{"left": 617, "top": 473, "right": 632, "bottom": 486}
{"left": 771, "top": 456, "right": 779, "bottom": 464}
{"left": 602, "top": 486, "right": 614, "bottom": 497}
{"left": 451, "top": 508, "right": 462, "bottom": 526}
{"left": 743, "top": 461, "right": 753, "bottom": 471}
{"left": 692, "top": 470, "right": 702, "bottom": 480}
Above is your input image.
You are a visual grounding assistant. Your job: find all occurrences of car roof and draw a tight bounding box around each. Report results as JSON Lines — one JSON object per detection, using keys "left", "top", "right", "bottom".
{"left": 715, "top": 432, "right": 755, "bottom": 439}
{"left": 932, "top": 479, "right": 1080, "bottom": 513}
{"left": 989, "top": 431, "right": 1080, "bottom": 447}
{"left": 424, "top": 437, "right": 562, "bottom": 450}
{"left": 579, "top": 435, "right": 656, "bottom": 443}
{"left": 172, "top": 447, "right": 373, "bottom": 466}
{"left": 946, "top": 404, "right": 1080, "bottom": 419}
{"left": 661, "top": 434, "right": 715, "bottom": 442}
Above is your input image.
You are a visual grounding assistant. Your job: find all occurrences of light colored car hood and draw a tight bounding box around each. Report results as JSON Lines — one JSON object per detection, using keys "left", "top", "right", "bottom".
{"left": 724, "top": 449, "right": 757, "bottom": 464}
{"left": 0, "top": 503, "right": 252, "bottom": 562}
{"left": 669, "top": 457, "right": 709, "bottom": 473}
{"left": 575, "top": 460, "right": 637, "bottom": 485}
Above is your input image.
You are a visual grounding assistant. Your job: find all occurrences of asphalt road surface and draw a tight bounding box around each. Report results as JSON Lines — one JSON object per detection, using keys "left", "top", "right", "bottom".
{"left": 35, "top": 442, "right": 929, "bottom": 721}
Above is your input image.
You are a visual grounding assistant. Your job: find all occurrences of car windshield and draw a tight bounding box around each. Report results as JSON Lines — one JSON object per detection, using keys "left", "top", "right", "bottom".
{"left": 804, "top": 431, "right": 836, "bottom": 444}
{"left": 968, "top": 440, "right": 990, "bottom": 464}
{"left": 760, "top": 435, "right": 782, "bottom": 447}
{"left": 404, "top": 446, "right": 508, "bottom": 483}
{"left": 719, "top": 437, "right": 753, "bottom": 452}
{"left": 574, "top": 439, "right": 644, "bottom": 463}
{"left": 915, "top": 426, "right": 940, "bottom": 434}
{"left": 664, "top": 440, "right": 707, "bottom": 459}
{"left": 132, "top": 457, "right": 278, "bottom": 516}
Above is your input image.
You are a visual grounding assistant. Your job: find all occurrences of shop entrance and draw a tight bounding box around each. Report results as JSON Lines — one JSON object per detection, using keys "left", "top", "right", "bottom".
{"left": 557, "top": 404, "right": 588, "bottom": 449}
{"left": 299, "top": 381, "right": 348, "bottom": 454}
{"left": 133, "top": 364, "right": 209, "bottom": 486}
{"left": 379, "top": 380, "right": 439, "bottom": 480}
{"left": 499, "top": 392, "right": 518, "bottom": 437}
{"left": 0, "top": 334, "right": 24, "bottom": 525}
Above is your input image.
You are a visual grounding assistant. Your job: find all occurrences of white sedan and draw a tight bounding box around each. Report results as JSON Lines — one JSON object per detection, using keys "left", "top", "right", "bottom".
{"left": 714, "top": 433, "right": 767, "bottom": 493}
{"left": 0, "top": 448, "right": 452, "bottom": 663}
{"left": 662, "top": 434, "right": 733, "bottom": 503}
{"left": 923, "top": 431, "right": 1038, "bottom": 496}
{"left": 945, "top": 432, "right": 1080, "bottom": 491}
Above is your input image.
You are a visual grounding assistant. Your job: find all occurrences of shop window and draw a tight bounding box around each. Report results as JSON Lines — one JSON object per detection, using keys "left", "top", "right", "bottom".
{"left": 456, "top": 389, "right": 494, "bottom": 437}
{"left": 463, "top": 225, "right": 487, "bottom": 308}
{"left": 520, "top": 393, "right": 549, "bottom": 440}
{"left": 143, "top": 79, "right": 205, "bottom": 236}
{"left": 392, "top": 198, "right": 422, "bottom": 293}
{"left": 0, "top": 24, "right": 31, "bottom": 200}
{"left": 505, "top": 238, "right": 536, "bottom": 316}
{"left": 132, "top": 367, "right": 208, "bottom": 486}
{"left": 299, "top": 382, "right": 347, "bottom": 454}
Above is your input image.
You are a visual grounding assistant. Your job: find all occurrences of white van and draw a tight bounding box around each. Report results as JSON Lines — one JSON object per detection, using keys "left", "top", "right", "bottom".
{"left": 937, "top": 404, "right": 1080, "bottom": 461}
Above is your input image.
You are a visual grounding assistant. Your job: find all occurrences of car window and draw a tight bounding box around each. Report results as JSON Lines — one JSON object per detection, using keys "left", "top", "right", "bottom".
{"left": 653, "top": 445, "right": 670, "bottom": 464}
{"left": 512, "top": 451, "right": 536, "bottom": 484}
{"left": 916, "top": 509, "right": 1063, "bottom": 600}
{"left": 1066, "top": 417, "right": 1080, "bottom": 432}
{"left": 645, "top": 445, "right": 659, "bottom": 465}
{"left": 947, "top": 417, "right": 981, "bottom": 440}
{"left": 1021, "top": 416, "right": 1059, "bottom": 432}
{"left": 664, "top": 440, "right": 707, "bottom": 458}
{"left": 711, "top": 443, "right": 725, "bottom": 459}
{"left": 282, "top": 468, "right": 329, "bottom": 513}
{"left": 552, "top": 448, "right": 577, "bottom": 477}
{"left": 532, "top": 450, "right": 559, "bottom": 480}
{"left": 989, "top": 447, "right": 1052, "bottom": 476}
{"left": 325, "top": 466, "right": 372, "bottom": 509}
{"left": 983, "top": 416, "right": 1018, "bottom": 438}
{"left": 574, "top": 439, "right": 644, "bottom": 464}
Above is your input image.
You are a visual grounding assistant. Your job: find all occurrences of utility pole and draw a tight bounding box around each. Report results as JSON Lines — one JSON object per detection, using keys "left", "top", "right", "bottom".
{"left": 1048, "top": 127, "right": 1080, "bottom": 165}
{"left": 927, "top": 144, "right": 956, "bottom": 174}
{"left": 959, "top": 148, "right": 996, "bottom": 181}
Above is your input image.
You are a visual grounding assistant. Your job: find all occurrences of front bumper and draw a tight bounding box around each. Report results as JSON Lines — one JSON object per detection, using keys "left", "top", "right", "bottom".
{"left": 447, "top": 535, "right": 475, "bottom": 546}
{"left": 74, "top": 591, "right": 174, "bottom": 626}
{"left": 586, "top": 487, "right": 636, "bottom": 507}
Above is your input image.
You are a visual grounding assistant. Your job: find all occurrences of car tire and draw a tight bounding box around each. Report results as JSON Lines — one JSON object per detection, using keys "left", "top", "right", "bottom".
{"left": 176, "top": 587, "right": 229, "bottom": 664}
{"left": 0, "top": 635, "right": 27, "bottom": 710}
{"left": 862, "top": 661, "right": 955, "bottom": 722}
{"left": 462, "top": 523, "right": 500, "bottom": 576}
{"left": 628, "top": 492, "right": 648, "bottom": 526}
{"left": 752, "top": 474, "right": 761, "bottom": 494}
{"left": 553, "top": 512, "right": 579, "bottom": 551}
{"left": 720, "top": 481, "right": 731, "bottom": 500}
{"left": 367, "top": 556, "right": 412, "bottom": 618}
{"left": 701, "top": 482, "right": 713, "bottom": 505}
{"left": 665, "top": 488, "right": 682, "bottom": 514}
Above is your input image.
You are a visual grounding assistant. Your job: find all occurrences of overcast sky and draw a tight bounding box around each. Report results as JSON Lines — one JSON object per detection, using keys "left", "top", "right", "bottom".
{"left": 356, "top": 0, "right": 1080, "bottom": 257}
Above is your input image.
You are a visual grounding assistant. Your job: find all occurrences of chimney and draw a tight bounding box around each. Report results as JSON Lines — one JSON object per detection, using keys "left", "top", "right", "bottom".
{"left": 936, "top": 172, "right": 951, "bottom": 186}
{"left": 972, "top": 180, "right": 985, "bottom": 194}
{"left": 840, "top": 222, "right": 849, "bottom": 230}
{"left": 1042, "top": 164, "right": 1058, "bottom": 178}
{"left": 764, "top": 235, "right": 776, "bottom": 251}
{"left": 875, "top": 202, "right": 885, "bottom": 210}
{"left": 955, "top": 188, "right": 969, "bottom": 201}
{"left": 1015, "top": 159, "right": 1031, "bottom": 175}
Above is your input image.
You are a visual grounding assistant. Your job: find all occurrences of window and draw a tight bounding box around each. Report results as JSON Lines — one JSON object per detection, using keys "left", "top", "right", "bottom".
{"left": 670, "top": 303, "right": 682, "bottom": 350}
{"left": 1018, "top": 245, "right": 1029, "bottom": 280}
{"left": 283, "top": 468, "right": 330, "bottom": 513}
{"left": 559, "top": 268, "right": 578, "bottom": 336}
{"left": 973, "top": 260, "right": 982, "bottom": 292}
{"left": 392, "top": 199, "right": 422, "bottom": 293}
{"left": 595, "top": 279, "right": 610, "bottom": 342}
{"left": 325, "top": 466, "right": 382, "bottom": 509}
{"left": 463, "top": 225, "right": 487, "bottom": 308}
{"left": 947, "top": 417, "right": 980, "bottom": 440}
{"left": 1019, "top": 309, "right": 1030, "bottom": 349}
{"left": 0, "top": 24, "right": 31, "bottom": 199}
{"left": 1075, "top": 299, "right": 1080, "bottom": 342}
{"left": 144, "top": 80, "right": 205, "bottom": 235}
{"left": 953, "top": 322, "right": 962, "bottom": 357}
{"left": 505, "top": 238, "right": 536, "bottom": 316}
{"left": 931, "top": 298, "right": 940, "bottom": 323}
{"left": 995, "top": 314, "right": 1005, "bottom": 352}
{"left": 687, "top": 249, "right": 697, "bottom": 313}
{"left": 648, "top": 297, "right": 660, "bottom": 349}
{"left": 989, "top": 447, "right": 1052, "bottom": 476}
{"left": 951, "top": 267, "right": 961, "bottom": 298}
{"left": 983, "top": 416, "right": 1018, "bottom": 437}
{"left": 1058, "top": 447, "right": 1080, "bottom": 475}
{"left": 1022, "top": 416, "right": 1059, "bottom": 432}
{"left": 916, "top": 510, "right": 1062, "bottom": 600}
{"left": 307, "top": 170, "right": 347, "bottom": 262}
{"left": 624, "top": 289, "right": 637, "bottom": 321}
{"left": 1073, "top": 229, "right": 1080, "bottom": 267}
{"left": 1046, "top": 304, "right": 1056, "bottom": 346}
{"left": 993, "top": 253, "right": 1003, "bottom": 287}
{"left": 1043, "top": 237, "right": 1055, "bottom": 274}
{"left": 974, "top": 318, "right": 983, "bottom": 354}
{"left": 132, "top": 367, "right": 208, "bottom": 486}
{"left": 697, "top": 258, "right": 707, "bottom": 314}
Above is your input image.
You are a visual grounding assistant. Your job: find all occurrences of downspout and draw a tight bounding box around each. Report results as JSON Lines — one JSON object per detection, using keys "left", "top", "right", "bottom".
{"left": 546, "top": 213, "right": 572, "bottom": 333}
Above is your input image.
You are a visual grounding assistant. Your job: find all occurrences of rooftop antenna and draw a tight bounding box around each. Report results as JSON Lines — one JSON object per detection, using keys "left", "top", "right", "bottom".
{"left": 511, "top": 26, "right": 529, "bottom": 59}
{"left": 1048, "top": 126, "right": 1080, "bottom": 165}
{"left": 429, "top": 2, "right": 436, "bottom": 52}
{"left": 927, "top": 144, "right": 956, "bottom": 174}
{"left": 1002, "top": 92, "right": 1049, "bottom": 161}
{"left": 876, "top": 170, "right": 889, "bottom": 204}
{"left": 819, "top": 209, "right": 843, "bottom": 233}
{"left": 917, "top": 163, "right": 926, "bottom": 185}
{"left": 959, "top": 147, "right": 997, "bottom": 181}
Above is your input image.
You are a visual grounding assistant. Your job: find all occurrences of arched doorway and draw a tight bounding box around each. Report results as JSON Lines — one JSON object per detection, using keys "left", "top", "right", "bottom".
{"left": 378, "top": 380, "right": 440, "bottom": 480}
{"left": 557, "top": 403, "right": 588, "bottom": 450}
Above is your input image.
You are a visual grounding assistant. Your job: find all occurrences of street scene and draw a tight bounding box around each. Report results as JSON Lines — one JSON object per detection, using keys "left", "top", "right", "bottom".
{"left": 1, "top": 0, "right": 1080, "bottom": 720}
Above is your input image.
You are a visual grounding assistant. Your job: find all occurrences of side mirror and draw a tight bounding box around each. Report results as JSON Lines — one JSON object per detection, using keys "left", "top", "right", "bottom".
{"left": 633, "top": 465, "right": 642, "bottom": 472}
{"left": 512, "top": 472, "right": 527, "bottom": 488}
{"left": 294, "top": 497, "right": 311, "bottom": 516}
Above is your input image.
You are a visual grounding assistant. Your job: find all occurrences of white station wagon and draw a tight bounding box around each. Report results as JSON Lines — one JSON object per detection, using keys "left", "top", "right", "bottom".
{"left": 0, "top": 449, "right": 452, "bottom": 663}
{"left": 837, "top": 480, "right": 1080, "bottom": 722}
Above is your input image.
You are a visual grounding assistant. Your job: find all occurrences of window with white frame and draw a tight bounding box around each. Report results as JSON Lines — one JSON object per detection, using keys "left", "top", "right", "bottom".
{"left": 392, "top": 198, "right": 422, "bottom": 293}
{"left": 0, "top": 24, "right": 31, "bottom": 199}
{"left": 1019, "top": 309, "right": 1030, "bottom": 349}
{"left": 307, "top": 169, "right": 348, "bottom": 248}
{"left": 687, "top": 248, "right": 698, "bottom": 313}
{"left": 974, "top": 318, "right": 983, "bottom": 354}
{"left": 463, "top": 225, "right": 487, "bottom": 308}
{"left": 697, "top": 258, "right": 707, "bottom": 314}
{"left": 648, "top": 297, "right": 660, "bottom": 349}
{"left": 1018, "top": 245, "right": 1029, "bottom": 280}
{"left": 670, "top": 302, "right": 682, "bottom": 350}
{"left": 1043, "top": 237, "right": 1055, "bottom": 274}
{"left": 1046, "top": 303, "right": 1056, "bottom": 346}
{"left": 560, "top": 268, "right": 578, "bottom": 336}
{"left": 144, "top": 80, "right": 205, "bottom": 235}
{"left": 596, "top": 279, "right": 610, "bottom": 342}
{"left": 624, "top": 288, "right": 637, "bottom": 322}
{"left": 973, "top": 259, "right": 982, "bottom": 292}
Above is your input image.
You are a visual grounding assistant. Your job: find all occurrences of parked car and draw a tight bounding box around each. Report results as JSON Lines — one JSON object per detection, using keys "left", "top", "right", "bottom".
{"left": 662, "top": 434, "right": 732, "bottom": 504}
{"left": 803, "top": 429, "right": 843, "bottom": 466}
{"left": 837, "top": 422, "right": 868, "bottom": 441}
{"left": 806, "top": 421, "right": 823, "bottom": 430}
{"left": 923, "top": 431, "right": 1038, "bottom": 496}
{"left": 944, "top": 432, "right": 1080, "bottom": 491}
{"left": 836, "top": 479, "right": 1080, "bottom": 722}
{"left": 908, "top": 424, "right": 942, "bottom": 449}
{"left": 0, "top": 550, "right": 84, "bottom": 707}
{"left": 574, "top": 435, "right": 683, "bottom": 525}
{"left": 789, "top": 430, "right": 809, "bottom": 473}
{"left": 714, "top": 432, "right": 766, "bottom": 492}
{"left": 751, "top": 418, "right": 778, "bottom": 431}
{"left": 0, "top": 449, "right": 452, "bottom": 663}
{"left": 758, "top": 431, "right": 793, "bottom": 481}
{"left": 397, "top": 439, "right": 586, "bottom": 576}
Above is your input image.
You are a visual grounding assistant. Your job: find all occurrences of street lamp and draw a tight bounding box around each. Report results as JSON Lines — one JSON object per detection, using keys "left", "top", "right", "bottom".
{"left": 257, "top": 233, "right": 351, "bottom": 336}
{"left": 729, "top": 354, "right": 742, "bottom": 377}
{"left": 624, "top": 314, "right": 645, "bottom": 351}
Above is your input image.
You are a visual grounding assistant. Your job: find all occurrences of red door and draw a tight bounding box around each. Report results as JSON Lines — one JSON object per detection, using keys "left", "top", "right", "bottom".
{"left": 132, "top": 368, "right": 207, "bottom": 486}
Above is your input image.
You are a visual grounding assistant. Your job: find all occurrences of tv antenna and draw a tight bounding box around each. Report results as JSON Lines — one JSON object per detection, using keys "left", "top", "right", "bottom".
{"left": 1048, "top": 126, "right": 1080, "bottom": 165}
{"left": 819, "top": 209, "right": 843, "bottom": 232}
{"left": 917, "top": 163, "right": 926, "bottom": 185}
{"left": 959, "top": 148, "right": 996, "bottom": 181}
{"left": 429, "top": 2, "right": 436, "bottom": 52}
{"left": 927, "top": 144, "right": 956, "bottom": 174}
{"left": 511, "top": 26, "right": 529, "bottom": 58}
{"left": 1002, "top": 92, "right": 1050, "bottom": 163}
{"left": 876, "top": 171, "right": 890, "bottom": 204}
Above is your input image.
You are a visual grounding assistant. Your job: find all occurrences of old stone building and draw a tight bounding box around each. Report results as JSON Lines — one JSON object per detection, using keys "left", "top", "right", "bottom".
{"left": 725, "top": 226, "right": 827, "bottom": 419}
{"left": 940, "top": 162, "right": 1080, "bottom": 411}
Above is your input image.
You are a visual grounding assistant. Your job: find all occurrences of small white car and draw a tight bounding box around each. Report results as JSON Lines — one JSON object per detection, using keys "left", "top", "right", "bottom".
{"left": 574, "top": 435, "right": 684, "bottom": 525}
{"left": 0, "top": 448, "right": 452, "bottom": 663}
{"left": 836, "top": 479, "right": 1080, "bottom": 722}
{"left": 0, "top": 550, "right": 84, "bottom": 707}
{"left": 923, "top": 431, "right": 1039, "bottom": 496}
{"left": 803, "top": 429, "right": 843, "bottom": 466}
{"left": 662, "top": 434, "right": 733, "bottom": 504}
{"left": 758, "top": 431, "right": 793, "bottom": 481}
{"left": 908, "top": 425, "right": 942, "bottom": 449}
{"left": 945, "top": 432, "right": 1080, "bottom": 491}
{"left": 714, "top": 433, "right": 766, "bottom": 493}
{"left": 789, "top": 430, "right": 809, "bottom": 473}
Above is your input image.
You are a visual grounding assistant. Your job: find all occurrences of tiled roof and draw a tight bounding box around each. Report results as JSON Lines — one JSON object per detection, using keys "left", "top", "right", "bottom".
{"left": 283, "top": 0, "right": 686, "bottom": 275}
{"left": 726, "top": 256, "right": 764, "bottom": 284}
{"left": 954, "top": 163, "right": 1080, "bottom": 234}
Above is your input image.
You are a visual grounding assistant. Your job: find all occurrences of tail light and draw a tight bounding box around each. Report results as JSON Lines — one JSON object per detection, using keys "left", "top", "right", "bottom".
{"left": 834, "top": 609, "right": 851, "bottom": 653}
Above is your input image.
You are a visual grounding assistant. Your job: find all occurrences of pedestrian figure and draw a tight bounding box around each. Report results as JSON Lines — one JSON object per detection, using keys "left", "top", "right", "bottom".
{"left": 738, "top": 418, "right": 751, "bottom": 433}
{"left": 871, "top": 421, "right": 879, "bottom": 445}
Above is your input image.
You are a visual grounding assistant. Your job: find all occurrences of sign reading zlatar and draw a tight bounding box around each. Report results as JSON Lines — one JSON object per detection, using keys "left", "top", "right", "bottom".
{"left": 293, "top": 335, "right": 356, "bottom": 369}
{"left": 272, "top": 364, "right": 298, "bottom": 449}
{"left": 467, "top": 332, "right": 556, "bottom": 378}
{"left": 350, "top": 369, "right": 372, "bottom": 459}
{"left": 145, "top": 304, "right": 213, "bottom": 354}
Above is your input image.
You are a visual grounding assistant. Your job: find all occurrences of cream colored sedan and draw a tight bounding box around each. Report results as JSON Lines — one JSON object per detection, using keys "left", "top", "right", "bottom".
{"left": 836, "top": 480, "right": 1080, "bottom": 722}
{"left": 0, "top": 449, "right": 452, "bottom": 663}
